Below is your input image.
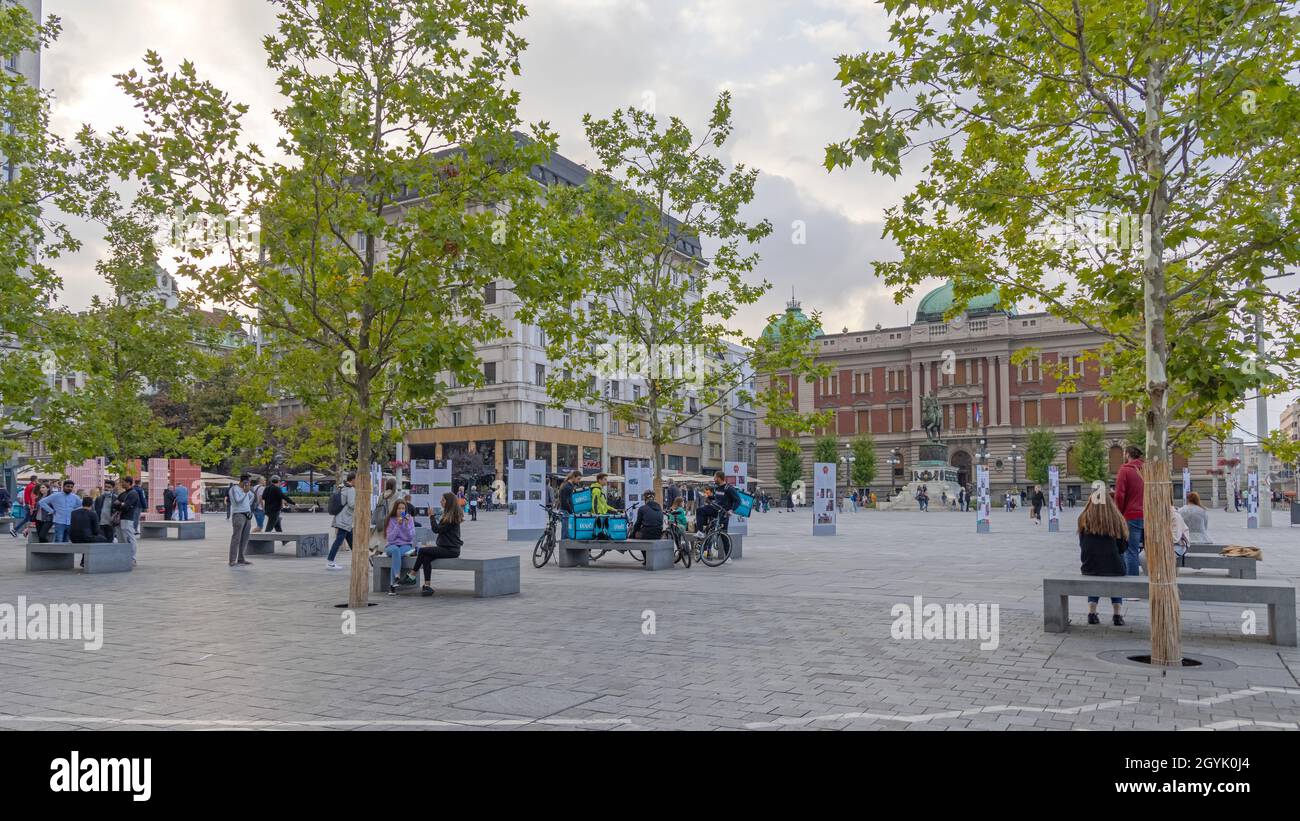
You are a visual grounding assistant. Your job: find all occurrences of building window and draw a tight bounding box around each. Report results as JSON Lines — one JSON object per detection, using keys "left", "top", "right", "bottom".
{"left": 484, "top": 281, "right": 497, "bottom": 304}
{"left": 535, "top": 404, "right": 546, "bottom": 426}
{"left": 505, "top": 439, "right": 527, "bottom": 461}
{"left": 587, "top": 412, "right": 599, "bottom": 432}
{"left": 451, "top": 407, "right": 462, "bottom": 426}
{"left": 633, "top": 384, "right": 641, "bottom": 401}
{"left": 484, "top": 362, "right": 496, "bottom": 385}
{"left": 534, "top": 442, "right": 552, "bottom": 471}
{"left": 562, "top": 408, "right": 572, "bottom": 429}
{"left": 485, "top": 403, "right": 497, "bottom": 424}
{"left": 534, "top": 363, "right": 545, "bottom": 386}
{"left": 609, "top": 380, "right": 620, "bottom": 400}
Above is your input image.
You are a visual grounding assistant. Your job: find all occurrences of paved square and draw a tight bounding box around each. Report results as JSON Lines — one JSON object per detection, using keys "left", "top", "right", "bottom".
{"left": 0, "top": 505, "right": 1296, "bottom": 730}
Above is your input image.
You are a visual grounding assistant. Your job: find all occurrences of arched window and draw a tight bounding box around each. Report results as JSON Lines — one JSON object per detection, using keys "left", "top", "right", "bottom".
{"left": 1108, "top": 445, "right": 1124, "bottom": 476}
{"left": 1066, "top": 446, "right": 1078, "bottom": 476}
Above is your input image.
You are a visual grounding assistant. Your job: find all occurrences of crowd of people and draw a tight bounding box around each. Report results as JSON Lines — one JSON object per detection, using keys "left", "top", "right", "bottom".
{"left": 3, "top": 474, "right": 152, "bottom": 567}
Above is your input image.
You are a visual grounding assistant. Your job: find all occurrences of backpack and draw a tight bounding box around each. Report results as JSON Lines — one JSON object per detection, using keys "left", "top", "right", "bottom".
{"left": 328, "top": 488, "right": 345, "bottom": 516}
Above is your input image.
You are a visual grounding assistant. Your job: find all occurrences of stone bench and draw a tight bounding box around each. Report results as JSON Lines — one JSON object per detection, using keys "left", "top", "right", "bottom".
{"left": 246, "top": 532, "right": 329, "bottom": 558}
{"left": 558, "top": 539, "right": 675, "bottom": 571}
{"left": 139, "top": 520, "right": 206, "bottom": 540}
{"left": 27, "top": 541, "right": 132, "bottom": 574}
{"left": 1043, "top": 575, "right": 1296, "bottom": 646}
{"left": 1177, "top": 554, "right": 1256, "bottom": 579}
{"left": 371, "top": 553, "right": 519, "bottom": 597}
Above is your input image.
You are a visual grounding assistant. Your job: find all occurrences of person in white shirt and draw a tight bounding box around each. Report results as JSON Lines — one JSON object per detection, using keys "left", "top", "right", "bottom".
{"left": 228, "top": 474, "right": 255, "bottom": 567}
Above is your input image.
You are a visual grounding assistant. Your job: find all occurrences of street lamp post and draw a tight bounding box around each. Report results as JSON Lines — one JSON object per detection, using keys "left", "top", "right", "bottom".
{"left": 1009, "top": 444, "right": 1023, "bottom": 497}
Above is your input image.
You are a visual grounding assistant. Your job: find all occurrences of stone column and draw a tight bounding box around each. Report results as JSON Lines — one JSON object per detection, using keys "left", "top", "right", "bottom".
{"left": 912, "top": 362, "right": 923, "bottom": 431}
{"left": 983, "top": 355, "right": 992, "bottom": 426}
{"left": 999, "top": 356, "right": 1012, "bottom": 426}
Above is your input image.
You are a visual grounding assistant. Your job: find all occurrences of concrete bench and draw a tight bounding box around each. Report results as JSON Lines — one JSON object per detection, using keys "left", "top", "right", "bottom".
{"left": 1176, "top": 554, "right": 1256, "bottom": 578}
{"left": 27, "top": 541, "right": 132, "bottom": 574}
{"left": 246, "top": 532, "right": 329, "bottom": 558}
{"left": 139, "top": 520, "right": 206, "bottom": 540}
{"left": 558, "top": 539, "right": 675, "bottom": 571}
{"left": 371, "top": 553, "right": 519, "bottom": 597}
{"left": 1043, "top": 575, "right": 1296, "bottom": 646}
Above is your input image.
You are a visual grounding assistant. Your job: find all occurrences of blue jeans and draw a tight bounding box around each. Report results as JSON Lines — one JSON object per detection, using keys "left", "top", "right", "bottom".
{"left": 53, "top": 523, "right": 70, "bottom": 543}
{"left": 385, "top": 544, "right": 411, "bottom": 586}
{"left": 1124, "top": 519, "right": 1144, "bottom": 576}
{"left": 327, "top": 528, "right": 352, "bottom": 561}
{"left": 252, "top": 509, "right": 264, "bottom": 528}
{"left": 1088, "top": 597, "right": 1124, "bottom": 605}
{"left": 177, "top": 503, "right": 189, "bottom": 521}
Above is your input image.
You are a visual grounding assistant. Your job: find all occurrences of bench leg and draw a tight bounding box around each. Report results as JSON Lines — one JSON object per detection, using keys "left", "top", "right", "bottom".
{"left": 1043, "top": 589, "right": 1069, "bottom": 633}
{"left": 557, "top": 547, "right": 590, "bottom": 568}
{"left": 372, "top": 565, "right": 388, "bottom": 594}
{"left": 297, "top": 535, "right": 327, "bottom": 558}
{"left": 27, "top": 551, "right": 74, "bottom": 572}
{"left": 85, "top": 545, "right": 133, "bottom": 573}
{"left": 1269, "top": 601, "right": 1298, "bottom": 647}
{"left": 139, "top": 528, "right": 162, "bottom": 540}
{"left": 644, "top": 549, "right": 673, "bottom": 571}
{"left": 245, "top": 541, "right": 274, "bottom": 555}
{"left": 475, "top": 566, "right": 520, "bottom": 597}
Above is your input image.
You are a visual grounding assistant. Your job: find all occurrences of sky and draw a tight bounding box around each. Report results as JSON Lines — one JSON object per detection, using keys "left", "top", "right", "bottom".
{"left": 37, "top": 0, "right": 1296, "bottom": 439}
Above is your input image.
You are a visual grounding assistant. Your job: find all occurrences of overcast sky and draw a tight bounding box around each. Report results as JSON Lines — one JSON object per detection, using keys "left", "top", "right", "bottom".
{"left": 39, "top": 0, "right": 1294, "bottom": 438}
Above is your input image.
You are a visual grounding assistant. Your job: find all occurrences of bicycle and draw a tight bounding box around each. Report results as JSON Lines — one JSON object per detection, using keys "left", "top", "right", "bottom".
{"left": 691, "top": 504, "right": 732, "bottom": 567}
{"left": 666, "top": 521, "right": 691, "bottom": 568}
{"left": 532, "top": 504, "right": 563, "bottom": 568}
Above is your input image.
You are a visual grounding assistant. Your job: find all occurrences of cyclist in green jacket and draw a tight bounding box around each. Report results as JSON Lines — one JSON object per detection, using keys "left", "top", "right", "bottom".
{"left": 591, "top": 473, "right": 618, "bottom": 515}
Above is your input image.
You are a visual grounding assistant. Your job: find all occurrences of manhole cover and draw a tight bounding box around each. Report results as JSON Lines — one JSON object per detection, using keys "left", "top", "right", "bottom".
{"left": 1097, "top": 649, "right": 1236, "bottom": 672}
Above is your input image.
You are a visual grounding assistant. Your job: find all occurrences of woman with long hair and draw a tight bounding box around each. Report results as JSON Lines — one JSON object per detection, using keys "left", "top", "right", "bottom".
{"left": 1079, "top": 491, "right": 1129, "bottom": 626}
{"left": 400, "top": 492, "right": 463, "bottom": 597}
{"left": 370, "top": 478, "right": 399, "bottom": 557}
{"left": 382, "top": 499, "right": 416, "bottom": 596}
{"left": 1178, "top": 491, "right": 1211, "bottom": 544}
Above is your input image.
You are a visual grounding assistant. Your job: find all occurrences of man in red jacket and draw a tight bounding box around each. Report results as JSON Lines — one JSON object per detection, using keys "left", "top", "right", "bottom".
{"left": 1113, "top": 445, "right": 1144, "bottom": 575}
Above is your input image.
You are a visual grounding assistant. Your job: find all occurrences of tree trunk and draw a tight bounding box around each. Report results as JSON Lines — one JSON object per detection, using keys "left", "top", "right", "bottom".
{"left": 349, "top": 408, "right": 372, "bottom": 609}
{"left": 1143, "top": 0, "right": 1180, "bottom": 666}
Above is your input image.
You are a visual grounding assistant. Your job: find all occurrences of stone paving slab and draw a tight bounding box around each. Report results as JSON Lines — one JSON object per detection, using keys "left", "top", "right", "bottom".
{"left": 0, "top": 506, "right": 1295, "bottom": 730}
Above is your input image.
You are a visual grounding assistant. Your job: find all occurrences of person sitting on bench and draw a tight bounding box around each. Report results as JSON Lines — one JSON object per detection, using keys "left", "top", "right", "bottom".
{"left": 1079, "top": 491, "right": 1129, "bottom": 627}
{"left": 70, "top": 495, "right": 108, "bottom": 568}
{"left": 383, "top": 500, "right": 416, "bottom": 596}
{"left": 632, "top": 491, "right": 664, "bottom": 540}
{"left": 401, "top": 492, "right": 462, "bottom": 597}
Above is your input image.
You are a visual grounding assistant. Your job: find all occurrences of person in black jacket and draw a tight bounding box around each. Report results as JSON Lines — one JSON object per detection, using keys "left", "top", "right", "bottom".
{"left": 262, "top": 476, "right": 293, "bottom": 546}
{"left": 1079, "top": 492, "right": 1129, "bottom": 626}
{"left": 696, "top": 472, "right": 741, "bottom": 533}
{"left": 632, "top": 491, "right": 664, "bottom": 539}
{"left": 1031, "top": 485, "right": 1044, "bottom": 523}
{"left": 113, "top": 476, "right": 142, "bottom": 565}
{"left": 403, "top": 492, "right": 463, "bottom": 597}
{"left": 70, "top": 495, "right": 107, "bottom": 568}
{"left": 557, "top": 470, "right": 582, "bottom": 539}
{"left": 163, "top": 483, "right": 176, "bottom": 520}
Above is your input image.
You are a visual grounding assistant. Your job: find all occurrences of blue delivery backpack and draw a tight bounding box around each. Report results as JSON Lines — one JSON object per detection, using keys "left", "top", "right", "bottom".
{"left": 603, "top": 515, "right": 628, "bottom": 541}
{"left": 734, "top": 490, "right": 755, "bottom": 517}
{"left": 567, "top": 514, "right": 596, "bottom": 541}
{"left": 571, "top": 487, "right": 593, "bottom": 514}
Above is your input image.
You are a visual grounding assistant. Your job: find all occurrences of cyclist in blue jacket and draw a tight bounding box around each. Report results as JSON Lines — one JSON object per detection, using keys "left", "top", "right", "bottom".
{"left": 696, "top": 471, "right": 740, "bottom": 534}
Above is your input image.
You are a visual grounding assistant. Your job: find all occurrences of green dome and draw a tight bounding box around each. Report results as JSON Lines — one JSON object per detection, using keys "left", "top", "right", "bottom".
{"left": 915, "top": 282, "right": 1016, "bottom": 323}
{"left": 762, "top": 298, "right": 823, "bottom": 342}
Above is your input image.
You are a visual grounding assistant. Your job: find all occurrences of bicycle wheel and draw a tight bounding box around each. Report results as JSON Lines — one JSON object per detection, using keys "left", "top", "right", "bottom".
{"left": 532, "top": 531, "right": 553, "bottom": 568}
{"left": 589, "top": 549, "right": 608, "bottom": 561}
{"left": 626, "top": 549, "right": 645, "bottom": 564}
{"left": 699, "top": 532, "right": 731, "bottom": 567}
{"left": 675, "top": 533, "right": 692, "bottom": 568}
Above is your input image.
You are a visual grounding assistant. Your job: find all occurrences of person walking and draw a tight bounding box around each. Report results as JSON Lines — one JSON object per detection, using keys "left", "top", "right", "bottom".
{"left": 1179, "top": 491, "right": 1212, "bottom": 544}
{"left": 1079, "top": 490, "right": 1129, "bottom": 626}
{"left": 174, "top": 481, "right": 190, "bottom": 521}
{"left": 28, "top": 483, "right": 53, "bottom": 542}
{"left": 325, "top": 472, "right": 356, "bottom": 570}
{"left": 382, "top": 499, "right": 417, "bottom": 596}
{"left": 262, "top": 476, "right": 292, "bottom": 546}
{"left": 40, "top": 479, "right": 80, "bottom": 543}
{"left": 1031, "top": 485, "right": 1045, "bottom": 524}
{"left": 467, "top": 487, "right": 479, "bottom": 521}
{"left": 94, "top": 479, "right": 118, "bottom": 542}
{"left": 400, "top": 491, "right": 463, "bottom": 597}
{"left": 226, "top": 474, "right": 254, "bottom": 567}
{"left": 113, "top": 476, "right": 142, "bottom": 564}
{"left": 1113, "top": 445, "right": 1145, "bottom": 577}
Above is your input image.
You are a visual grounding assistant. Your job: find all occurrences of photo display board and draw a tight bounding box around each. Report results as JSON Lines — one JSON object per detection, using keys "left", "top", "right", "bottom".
{"left": 506, "top": 459, "right": 548, "bottom": 534}
{"left": 976, "top": 465, "right": 990, "bottom": 533}
{"left": 724, "top": 461, "right": 748, "bottom": 535}
{"left": 409, "top": 459, "right": 452, "bottom": 530}
{"left": 812, "top": 462, "right": 836, "bottom": 536}
{"left": 623, "top": 459, "right": 653, "bottom": 523}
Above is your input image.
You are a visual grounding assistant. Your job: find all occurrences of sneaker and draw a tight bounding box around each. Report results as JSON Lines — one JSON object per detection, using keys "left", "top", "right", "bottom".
{"left": 387, "top": 584, "right": 398, "bottom": 596}
{"left": 421, "top": 586, "right": 434, "bottom": 597}
{"left": 326, "top": 562, "right": 342, "bottom": 570}
{"left": 400, "top": 574, "right": 418, "bottom": 586}
{"left": 1112, "top": 614, "right": 1125, "bottom": 626}
{"left": 237, "top": 559, "right": 252, "bottom": 565}
{"left": 404, "top": 548, "right": 418, "bottom": 557}
{"left": 1087, "top": 613, "right": 1100, "bottom": 625}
